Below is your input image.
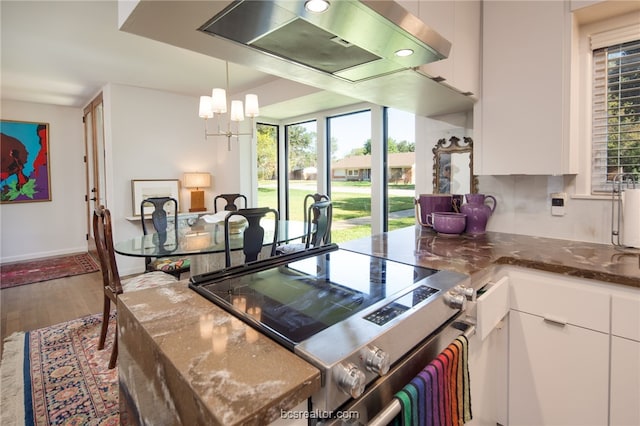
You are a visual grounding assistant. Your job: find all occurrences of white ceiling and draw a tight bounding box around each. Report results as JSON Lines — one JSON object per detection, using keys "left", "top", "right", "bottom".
{"left": 0, "top": 0, "right": 360, "bottom": 119}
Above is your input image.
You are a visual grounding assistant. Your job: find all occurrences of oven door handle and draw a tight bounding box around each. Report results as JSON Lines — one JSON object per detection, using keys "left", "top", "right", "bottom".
{"left": 367, "top": 323, "right": 476, "bottom": 426}
{"left": 368, "top": 399, "right": 402, "bottom": 426}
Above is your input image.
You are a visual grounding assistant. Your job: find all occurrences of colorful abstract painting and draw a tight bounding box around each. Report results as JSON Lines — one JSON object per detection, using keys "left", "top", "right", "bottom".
{"left": 0, "top": 120, "right": 51, "bottom": 203}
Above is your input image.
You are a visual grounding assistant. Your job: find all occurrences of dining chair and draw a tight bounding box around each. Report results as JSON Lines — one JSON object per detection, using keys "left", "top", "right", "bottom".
{"left": 302, "top": 193, "right": 332, "bottom": 246}
{"left": 93, "top": 205, "right": 178, "bottom": 369}
{"left": 140, "top": 197, "right": 190, "bottom": 278}
{"left": 277, "top": 193, "right": 332, "bottom": 254}
{"left": 214, "top": 193, "right": 247, "bottom": 213}
{"left": 224, "top": 207, "right": 279, "bottom": 267}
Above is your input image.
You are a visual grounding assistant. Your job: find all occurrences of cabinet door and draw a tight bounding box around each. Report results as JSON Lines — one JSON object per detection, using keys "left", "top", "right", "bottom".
{"left": 610, "top": 336, "right": 640, "bottom": 425}
{"left": 509, "top": 311, "right": 609, "bottom": 426}
{"left": 467, "top": 315, "right": 509, "bottom": 426}
{"left": 399, "top": 1, "right": 480, "bottom": 96}
{"left": 478, "top": 1, "right": 573, "bottom": 175}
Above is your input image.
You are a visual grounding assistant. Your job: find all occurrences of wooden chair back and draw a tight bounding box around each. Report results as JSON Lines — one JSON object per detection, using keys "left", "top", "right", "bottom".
{"left": 224, "top": 207, "right": 279, "bottom": 267}
{"left": 139, "top": 197, "right": 189, "bottom": 277}
{"left": 141, "top": 197, "right": 178, "bottom": 235}
{"left": 303, "top": 193, "right": 332, "bottom": 246}
{"left": 93, "top": 205, "right": 123, "bottom": 296}
{"left": 306, "top": 199, "right": 332, "bottom": 248}
{"left": 214, "top": 193, "right": 247, "bottom": 212}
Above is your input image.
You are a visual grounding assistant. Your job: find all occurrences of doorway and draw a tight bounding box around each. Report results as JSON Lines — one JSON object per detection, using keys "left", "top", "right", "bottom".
{"left": 83, "top": 93, "right": 106, "bottom": 255}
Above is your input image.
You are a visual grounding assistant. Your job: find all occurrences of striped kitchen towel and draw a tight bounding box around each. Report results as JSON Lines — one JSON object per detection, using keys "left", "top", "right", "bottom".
{"left": 392, "top": 334, "right": 472, "bottom": 425}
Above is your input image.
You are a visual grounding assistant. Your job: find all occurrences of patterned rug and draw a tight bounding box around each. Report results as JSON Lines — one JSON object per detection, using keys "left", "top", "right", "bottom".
{"left": 0, "top": 253, "right": 100, "bottom": 289}
{"left": 0, "top": 313, "right": 119, "bottom": 425}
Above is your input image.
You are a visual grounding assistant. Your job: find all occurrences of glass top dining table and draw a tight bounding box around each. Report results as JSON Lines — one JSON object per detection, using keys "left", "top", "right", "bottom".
{"left": 114, "top": 219, "right": 307, "bottom": 275}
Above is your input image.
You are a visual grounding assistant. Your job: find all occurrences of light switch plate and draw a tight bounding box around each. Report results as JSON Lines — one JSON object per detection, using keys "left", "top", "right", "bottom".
{"left": 551, "top": 192, "right": 566, "bottom": 216}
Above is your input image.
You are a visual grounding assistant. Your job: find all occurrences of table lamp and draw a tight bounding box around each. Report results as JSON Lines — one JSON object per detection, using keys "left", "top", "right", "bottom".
{"left": 183, "top": 172, "right": 211, "bottom": 212}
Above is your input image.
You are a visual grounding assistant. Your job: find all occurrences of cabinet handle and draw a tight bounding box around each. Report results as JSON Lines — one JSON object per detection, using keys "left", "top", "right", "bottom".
{"left": 543, "top": 314, "right": 567, "bottom": 327}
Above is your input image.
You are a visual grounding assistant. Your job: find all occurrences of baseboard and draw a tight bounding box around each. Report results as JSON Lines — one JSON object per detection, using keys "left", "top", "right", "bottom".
{"left": 0, "top": 246, "right": 89, "bottom": 265}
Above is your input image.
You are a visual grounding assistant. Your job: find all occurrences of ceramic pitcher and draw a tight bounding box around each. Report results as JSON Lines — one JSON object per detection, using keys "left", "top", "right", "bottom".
{"left": 460, "top": 194, "right": 497, "bottom": 234}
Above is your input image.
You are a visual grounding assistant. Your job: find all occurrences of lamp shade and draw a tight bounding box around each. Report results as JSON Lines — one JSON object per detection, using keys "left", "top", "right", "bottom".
{"left": 199, "top": 96, "right": 214, "bottom": 118}
{"left": 245, "top": 94, "right": 260, "bottom": 118}
{"left": 230, "top": 100, "right": 245, "bottom": 122}
{"left": 183, "top": 172, "right": 211, "bottom": 189}
{"left": 211, "top": 88, "right": 227, "bottom": 114}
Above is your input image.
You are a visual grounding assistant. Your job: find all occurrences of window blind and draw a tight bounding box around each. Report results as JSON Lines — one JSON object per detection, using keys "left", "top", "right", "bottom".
{"left": 591, "top": 38, "right": 640, "bottom": 193}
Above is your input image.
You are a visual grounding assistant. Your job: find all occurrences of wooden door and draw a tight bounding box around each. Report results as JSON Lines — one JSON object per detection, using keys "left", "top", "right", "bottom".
{"left": 83, "top": 93, "right": 106, "bottom": 256}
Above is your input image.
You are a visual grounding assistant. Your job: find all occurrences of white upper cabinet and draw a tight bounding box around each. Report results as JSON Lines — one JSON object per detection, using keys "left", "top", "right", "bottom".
{"left": 398, "top": 1, "right": 481, "bottom": 98}
{"left": 475, "top": 1, "right": 576, "bottom": 175}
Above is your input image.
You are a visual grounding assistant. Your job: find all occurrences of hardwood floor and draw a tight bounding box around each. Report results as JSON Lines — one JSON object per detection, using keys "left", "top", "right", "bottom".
{"left": 0, "top": 271, "right": 103, "bottom": 357}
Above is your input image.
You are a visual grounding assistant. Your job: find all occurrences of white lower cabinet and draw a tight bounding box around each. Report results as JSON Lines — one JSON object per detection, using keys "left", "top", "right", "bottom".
{"left": 610, "top": 336, "right": 640, "bottom": 426}
{"left": 508, "top": 310, "right": 609, "bottom": 426}
{"left": 610, "top": 293, "right": 640, "bottom": 426}
{"left": 467, "top": 316, "right": 509, "bottom": 426}
{"left": 499, "top": 266, "right": 640, "bottom": 426}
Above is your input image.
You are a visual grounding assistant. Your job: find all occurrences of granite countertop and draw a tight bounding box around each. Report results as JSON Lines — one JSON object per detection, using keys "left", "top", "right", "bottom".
{"left": 117, "top": 283, "right": 321, "bottom": 425}
{"left": 117, "top": 227, "right": 639, "bottom": 425}
{"left": 340, "top": 226, "right": 640, "bottom": 288}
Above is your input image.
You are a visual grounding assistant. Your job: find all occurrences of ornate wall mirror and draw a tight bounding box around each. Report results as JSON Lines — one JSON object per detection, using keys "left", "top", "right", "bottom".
{"left": 433, "top": 136, "right": 478, "bottom": 194}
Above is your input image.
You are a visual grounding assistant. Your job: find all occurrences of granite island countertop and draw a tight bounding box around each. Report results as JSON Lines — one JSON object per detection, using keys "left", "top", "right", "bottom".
{"left": 340, "top": 226, "right": 640, "bottom": 288}
{"left": 117, "top": 227, "right": 639, "bottom": 425}
{"left": 117, "top": 283, "right": 321, "bottom": 426}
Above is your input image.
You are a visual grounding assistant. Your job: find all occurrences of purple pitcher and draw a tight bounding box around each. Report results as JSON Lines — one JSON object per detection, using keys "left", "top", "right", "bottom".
{"left": 460, "top": 194, "right": 497, "bottom": 234}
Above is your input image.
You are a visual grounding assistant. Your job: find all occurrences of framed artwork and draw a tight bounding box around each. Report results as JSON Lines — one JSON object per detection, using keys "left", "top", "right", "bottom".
{"left": 131, "top": 179, "right": 181, "bottom": 216}
{"left": 0, "top": 120, "right": 51, "bottom": 203}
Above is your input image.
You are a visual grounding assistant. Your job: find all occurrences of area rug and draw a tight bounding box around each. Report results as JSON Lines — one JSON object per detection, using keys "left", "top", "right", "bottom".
{"left": 0, "top": 313, "right": 119, "bottom": 425}
{"left": 0, "top": 253, "right": 100, "bottom": 289}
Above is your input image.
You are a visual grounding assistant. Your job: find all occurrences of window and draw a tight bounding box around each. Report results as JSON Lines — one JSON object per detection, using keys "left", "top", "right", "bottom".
{"left": 385, "top": 107, "right": 415, "bottom": 231}
{"left": 327, "top": 110, "right": 372, "bottom": 242}
{"left": 256, "top": 123, "right": 279, "bottom": 208}
{"left": 591, "top": 38, "right": 640, "bottom": 192}
{"left": 285, "top": 120, "right": 317, "bottom": 220}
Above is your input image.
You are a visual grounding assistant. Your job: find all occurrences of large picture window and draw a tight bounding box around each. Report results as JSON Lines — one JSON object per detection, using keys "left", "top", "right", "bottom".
{"left": 328, "top": 110, "right": 372, "bottom": 242}
{"left": 591, "top": 38, "right": 640, "bottom": 192}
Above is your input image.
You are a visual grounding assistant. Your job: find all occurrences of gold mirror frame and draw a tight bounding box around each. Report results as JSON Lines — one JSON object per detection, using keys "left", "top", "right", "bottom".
{"left": 432, "top": 136, "right": 478, "bottom": 194}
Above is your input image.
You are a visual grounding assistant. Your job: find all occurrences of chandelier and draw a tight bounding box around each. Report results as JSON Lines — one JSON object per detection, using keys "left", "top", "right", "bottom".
{"left": 198, "top": 62, "right": 259, "bottom": 151}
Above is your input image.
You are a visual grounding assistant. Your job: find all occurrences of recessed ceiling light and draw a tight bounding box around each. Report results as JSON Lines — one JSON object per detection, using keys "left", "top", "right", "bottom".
{"left": 395, "top": 49, "right": 414, "bottom": 57}
{"left": 305, "top": 0, "right": 330, "bottom": 13}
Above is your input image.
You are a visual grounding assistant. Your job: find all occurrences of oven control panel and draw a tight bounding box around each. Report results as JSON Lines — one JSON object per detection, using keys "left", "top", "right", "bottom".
{"left": 363, "top": 285, "right": 439, "bottom": 326}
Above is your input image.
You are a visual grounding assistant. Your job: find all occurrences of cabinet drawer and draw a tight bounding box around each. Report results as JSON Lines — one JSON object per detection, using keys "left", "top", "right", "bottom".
{"left": 476, "top": 276, "right": 510, "bottom": 341}
{"left": 507, "top": 268, "right": 609, "bottom": 333}
{"left": 612, "top": 293, "right": 640, "bottom": 341}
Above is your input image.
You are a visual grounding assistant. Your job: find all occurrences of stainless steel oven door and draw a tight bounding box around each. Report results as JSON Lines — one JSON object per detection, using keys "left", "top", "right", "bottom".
{"left": 318, "top": 317, "right": 475, "bottom": 426}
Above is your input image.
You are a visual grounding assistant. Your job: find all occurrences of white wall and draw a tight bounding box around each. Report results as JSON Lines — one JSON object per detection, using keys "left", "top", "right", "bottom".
{"left": 105, "top": 84, "right": 247, "bottom": 275}
{"left": 415, "top": 111, "right": 473, "bottom": 196}
{"left": 0, "top": 100, "right": 86, "bottom": 263}
{"left": 415, "top": 111, "right": 612, "bottom": 245}
{"left": 0, "top": 86, "right": 249, "bottom": 273}
{"left": 479, "top": 175, "right": 612, "bottom": 244}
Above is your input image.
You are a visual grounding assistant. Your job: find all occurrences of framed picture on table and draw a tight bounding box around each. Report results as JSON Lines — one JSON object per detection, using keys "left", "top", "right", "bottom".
{"left": 131, "top": 179, "right": 180, "bottom": 217}
{"left": 1, "top": 120, "right": 51, "bottom": 203}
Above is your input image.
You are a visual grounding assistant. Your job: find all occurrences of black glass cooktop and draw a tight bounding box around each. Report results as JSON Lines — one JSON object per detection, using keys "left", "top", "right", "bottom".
{"left": 189, "top": 246, "right": 438, "bottom": 349}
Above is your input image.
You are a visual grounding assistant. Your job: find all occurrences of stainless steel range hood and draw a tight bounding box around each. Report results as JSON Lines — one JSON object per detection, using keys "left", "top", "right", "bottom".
{"left": 199, "top": 0, "right": 451, "bottom": 82}
{"left": 119, "top": 0, "right": 475, "bottom": 117}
